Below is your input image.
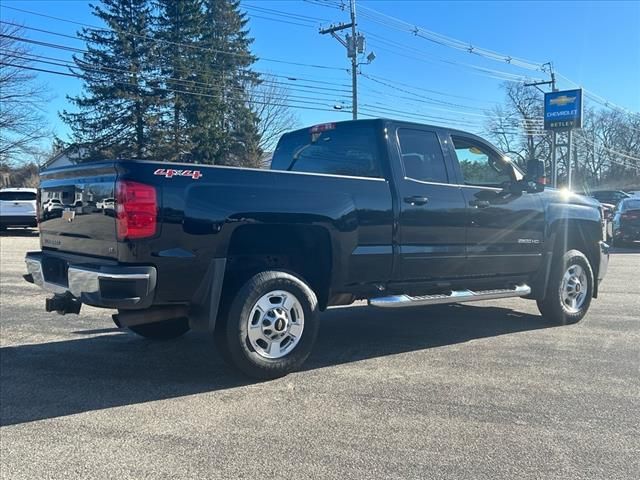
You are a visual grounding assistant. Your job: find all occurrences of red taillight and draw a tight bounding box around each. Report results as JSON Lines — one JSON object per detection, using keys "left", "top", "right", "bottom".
{"left": 621, "top": 212, "right": 639, "bottom": 221}
{"left": 115, "top": 180, "right": 157, "bottom": 240}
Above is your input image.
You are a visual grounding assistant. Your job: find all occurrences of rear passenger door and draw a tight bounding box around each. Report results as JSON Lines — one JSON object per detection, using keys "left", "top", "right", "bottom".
{"left": 389, "top": 127, "right": 467, "bottom": 283}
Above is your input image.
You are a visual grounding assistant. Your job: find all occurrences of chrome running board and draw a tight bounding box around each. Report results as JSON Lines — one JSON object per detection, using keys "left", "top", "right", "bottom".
{"left": 369, "top": 284, "right": 531, "bottom": 308}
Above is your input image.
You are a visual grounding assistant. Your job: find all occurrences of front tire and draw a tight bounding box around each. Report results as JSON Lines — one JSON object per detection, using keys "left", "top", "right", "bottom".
{"left": 536, "top": 249, "right": 593, "bottom": 325}
{"left": 128, "top": 317, "right": 190, "bottom": 340}
{"left": 215, "top": 270, "right": 319, "bottom": 380}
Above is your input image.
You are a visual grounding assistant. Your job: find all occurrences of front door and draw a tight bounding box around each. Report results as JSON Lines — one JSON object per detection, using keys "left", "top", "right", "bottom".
{"left": 447, "top": 134, "right": 545, "bottom": 277}
{"left": 390, "top": 127, "right": 467, "bottom": 283}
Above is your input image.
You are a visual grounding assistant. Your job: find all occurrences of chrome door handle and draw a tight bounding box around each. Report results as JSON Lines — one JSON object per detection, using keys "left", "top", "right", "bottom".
{"left": 404, "top": 196, "right": 429, "bottom": 206}
{"left": 470, "top": 200, "right": 490, "bottom": 208}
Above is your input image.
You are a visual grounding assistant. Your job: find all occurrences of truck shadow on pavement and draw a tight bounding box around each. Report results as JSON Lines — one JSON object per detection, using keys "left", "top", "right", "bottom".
{"left": 1, "top": 303, "right": 553, "bottom": 426}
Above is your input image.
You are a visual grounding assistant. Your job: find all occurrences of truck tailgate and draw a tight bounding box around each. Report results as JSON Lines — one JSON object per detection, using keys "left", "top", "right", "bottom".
{"left": 38, "top": 163, "right": 120, "bottom": 259}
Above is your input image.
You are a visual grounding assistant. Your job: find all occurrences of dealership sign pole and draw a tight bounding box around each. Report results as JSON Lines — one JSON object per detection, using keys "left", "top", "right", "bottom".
{"left": 544, "top": 89, "right": 583, "bottom": 189}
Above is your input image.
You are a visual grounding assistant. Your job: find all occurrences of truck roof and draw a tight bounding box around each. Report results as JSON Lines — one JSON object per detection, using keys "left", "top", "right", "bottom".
{"left": 294, "top": 118, "right": 483, "bottom": 140}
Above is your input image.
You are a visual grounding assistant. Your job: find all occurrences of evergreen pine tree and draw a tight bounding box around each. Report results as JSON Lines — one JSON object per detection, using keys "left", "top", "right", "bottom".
{"left": 61, "top": 0, "right": 159, "bottom": 160}
{"left": 192, "top": 0, "right": 262, "bottom": 166}
{"left": 154, "top": 0, "right": 204, "bottom": 162}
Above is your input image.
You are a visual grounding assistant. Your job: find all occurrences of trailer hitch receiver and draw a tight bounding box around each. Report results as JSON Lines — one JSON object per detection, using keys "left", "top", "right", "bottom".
{"left": 45, "top": 293, "right": 82, "bottom": 315}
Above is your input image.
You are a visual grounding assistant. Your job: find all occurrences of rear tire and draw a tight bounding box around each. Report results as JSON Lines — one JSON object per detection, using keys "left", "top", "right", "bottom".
{"left": 128, "top": 317, "right": 190, "bottom": 340}
{"left": 215, "top": 270, "right": 319, "bottom": 380}
{"left": 536, "top": 249, "right": 593, "bottom": 325}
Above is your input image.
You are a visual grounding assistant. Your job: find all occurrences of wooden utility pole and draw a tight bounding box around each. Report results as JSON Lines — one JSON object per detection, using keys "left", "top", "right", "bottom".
{"left": 319, "top": 0, "right": 366, "bottom": 120}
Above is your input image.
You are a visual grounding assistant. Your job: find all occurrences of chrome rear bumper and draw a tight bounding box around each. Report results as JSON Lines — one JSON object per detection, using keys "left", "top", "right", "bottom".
{"left": 25, "top": 251, "right": 157, "bottom": 309}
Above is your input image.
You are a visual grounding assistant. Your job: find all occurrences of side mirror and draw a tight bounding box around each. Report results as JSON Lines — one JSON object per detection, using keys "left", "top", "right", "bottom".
{"left": 525, "top": 159, "right": 546, "bottom": 192}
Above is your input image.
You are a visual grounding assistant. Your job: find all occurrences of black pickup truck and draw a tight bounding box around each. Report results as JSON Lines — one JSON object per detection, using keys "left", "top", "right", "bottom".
{"left": 25, "top": 119, "right": 609, "bottom": 378}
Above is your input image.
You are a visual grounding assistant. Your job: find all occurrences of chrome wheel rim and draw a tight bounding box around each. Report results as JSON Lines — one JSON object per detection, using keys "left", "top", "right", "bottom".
{"left": 247, "top": 290, "right": 305, "bottom": 359}
{"left": 560, "top": 264, "right": 588, "bottom": 313}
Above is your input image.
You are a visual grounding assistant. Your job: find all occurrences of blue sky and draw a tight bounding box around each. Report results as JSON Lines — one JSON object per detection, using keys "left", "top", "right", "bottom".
{"left": 2, "top": 0, "right": 639, "bottom": 147}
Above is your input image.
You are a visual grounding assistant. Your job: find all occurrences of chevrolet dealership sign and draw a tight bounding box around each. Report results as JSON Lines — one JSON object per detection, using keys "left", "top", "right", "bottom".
{"left": 544, "top": 89, "right": 583, "bottom": 130}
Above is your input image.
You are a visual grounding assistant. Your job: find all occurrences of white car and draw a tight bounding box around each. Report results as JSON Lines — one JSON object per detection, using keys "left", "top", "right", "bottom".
{"left": 97, "top": 197, "right": 115, "bottom": 210}
{"left": 42, "top": 198, "right": 65, "bottom": 215}
{"left": 0, "top": 187, "right": 37, "bottom": 230}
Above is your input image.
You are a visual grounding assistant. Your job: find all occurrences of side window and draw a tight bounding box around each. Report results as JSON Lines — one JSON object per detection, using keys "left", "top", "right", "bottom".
{"left": 271, "top": 123, "right": 382, "bottom": 178}
{"left": 397, "top": 129, "right": 448, "bottom": 183}
{"left": 452, "top": 136, "right": 512, "bottom": 186}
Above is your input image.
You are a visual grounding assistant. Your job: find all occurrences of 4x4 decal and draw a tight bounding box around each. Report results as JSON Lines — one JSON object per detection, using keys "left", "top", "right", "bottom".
{"left": 153, "top": 168, "right": 202, "bottom": 180}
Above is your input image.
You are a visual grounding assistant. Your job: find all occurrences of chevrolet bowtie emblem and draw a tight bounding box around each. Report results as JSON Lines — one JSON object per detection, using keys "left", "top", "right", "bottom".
{"left": 550, "top": 95, "right": 576, "bottom": 106}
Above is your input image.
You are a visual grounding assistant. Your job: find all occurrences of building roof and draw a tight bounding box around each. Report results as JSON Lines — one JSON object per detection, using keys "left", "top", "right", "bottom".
{"left": 41, "top": 144, "right": 88, "bottom": 170}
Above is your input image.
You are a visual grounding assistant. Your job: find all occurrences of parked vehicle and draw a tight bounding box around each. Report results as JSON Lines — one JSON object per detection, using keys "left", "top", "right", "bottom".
{"left": 25, "top": 119, "right": 609, "bottom": 378}
{"left": 0, "top": 187, "right": 37, "bottom": 230}
{"left": 96, "top": 197, "right": 115, "bottom": 211}
{"left": 42, "top": 198, "right": 65, "bottom": 219}
{"left": 597, "top": 202, "right": 616, "bottom": 241}
{"left": 587, "top": 190, "right": 631, "bottom": 206}
{"left": 611, "top": 197, "right": 640, "bottom": 247}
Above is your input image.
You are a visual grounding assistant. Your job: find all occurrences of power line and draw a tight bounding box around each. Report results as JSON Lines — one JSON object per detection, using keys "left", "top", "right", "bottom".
{"left": 3, "top": 23, "right": 496, "bottom": 129}
{"left": 486, "top": 128, "right": 640, "bottom": 165}
{"left": 8, "top": 53, "right": 352, "bottom": 109}
{"left": 1, "top": 55, "right": 494, "bottom": 135}
{"left": 0, "top": 7, "right": 548, "bottom": 119}
{"left": 351, "top": 4, "right": 638, "bottom": 114}
{"left": 359, "top": 73, "right": 494, "bottom": 114}
{"left": 356, "top": 4, "right": 546, "bottom": 71}
{"left": 0, "top": 25, "right": 353, "bottom": 94}
{"left": 5, "top": 51, "right": 491, "bottom": 134}
{"left": 556, "top": 73, "right": 640, "bottom": 117}
{"left": 10, "top": 43, "right": 523, "bottom": 131}
{"left": 359, "top": 106, "right": 483, "bottom": 130}
{"left": 363, "top": 30, "right": 544, "bottom": 83}
{"left": 4, "top": 58, "right": 494, "bottom": 132}
{"left": 362, "top": 71, "right": 501, "bottom": 106}
{"left": 2, "top": 49, "right": 351, "bottom": 110}
{"left": 578, "top": 135, "right": 640, "bottom": 163}
{"left": 0, "top": 61, "right": 352, "bottom": 115}
{"left": 5, "top": 45, "right": 352, "bottom": 100}
{"left": 243, "top": 12, "right": 317, "bottom": 29}
{"left": 302, "top": 0, "right": 345, "bottom": 11}
{"left": 1, "top": 8, "right": 352, "bottom": 88}
{"left": 0, "top": 15, "right": 347, "bottom": 72}
{"left": 243, "top": 4, "right": 330, "bottom": 23}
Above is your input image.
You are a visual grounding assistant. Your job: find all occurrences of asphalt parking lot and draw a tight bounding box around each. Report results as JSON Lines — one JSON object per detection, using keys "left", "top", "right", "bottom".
{"left": 1, "top": 231, "right": 638, "bottom": 480}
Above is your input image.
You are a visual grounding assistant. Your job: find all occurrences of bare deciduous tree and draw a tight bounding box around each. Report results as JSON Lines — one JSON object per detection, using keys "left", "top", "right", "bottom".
{"left": 486, "top": 82, "right": 640, "bottom": 190}
{"left": 0, "top": 23, "right": 50, "bottom": 166}
{"left": 250, "top": 75, "right": 299, "bottom": 161}
{"left": 485, "top": 82, "right": 551, "bottom": 170}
